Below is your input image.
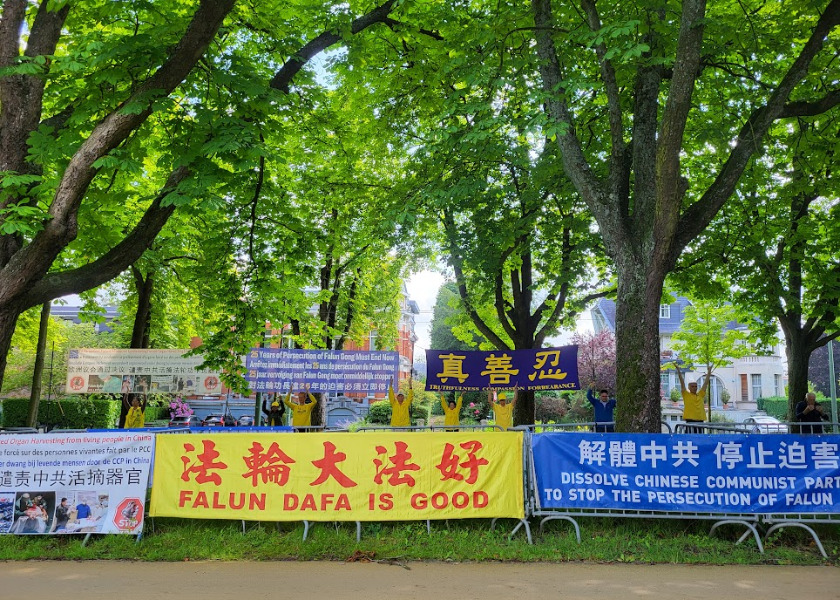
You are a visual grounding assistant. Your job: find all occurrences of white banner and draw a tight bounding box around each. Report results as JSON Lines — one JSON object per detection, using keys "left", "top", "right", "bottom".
{"left": 66, "top": 348, "right": 223, "bottom": 396}
{"left": 0, "top": 432, "right": 154, "bottom": 535}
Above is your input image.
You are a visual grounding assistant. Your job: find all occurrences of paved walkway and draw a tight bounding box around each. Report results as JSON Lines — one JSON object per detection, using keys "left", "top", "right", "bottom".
{"left": 2, "top": 560, "right": 838, "bottom": 599}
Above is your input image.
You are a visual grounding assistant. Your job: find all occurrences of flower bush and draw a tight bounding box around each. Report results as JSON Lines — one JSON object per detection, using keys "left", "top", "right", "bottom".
{"left": 169, "top": 396, "right": 193, "bottom": 419}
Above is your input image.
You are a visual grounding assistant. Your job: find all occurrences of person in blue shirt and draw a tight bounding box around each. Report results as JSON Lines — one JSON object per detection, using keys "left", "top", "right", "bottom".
{"left": 75, "top": 500, "right": 92, "bottom": 520}
{"left": 586, "top": 383, "right": 616, "bottom": 432}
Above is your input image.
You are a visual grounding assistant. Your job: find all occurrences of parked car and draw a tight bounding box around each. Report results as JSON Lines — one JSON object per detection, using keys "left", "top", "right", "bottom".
{"left": 168, "top": 415, "right": 197, "bottom": 428}
{"left": 201, "top": 414, "right": 226, "bottom": 427}
{"left": 743, "top": 415, "right": 789, "bottom": 434}
{"left": 237, "top": 415, "right": 255, "bottom": 427}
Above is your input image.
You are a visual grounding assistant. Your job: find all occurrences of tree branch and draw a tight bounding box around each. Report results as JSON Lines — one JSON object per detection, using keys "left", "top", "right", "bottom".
{"left": 781, "top": 89, "right": 840, "bottom": 117}
{"left": 655, "top": 0, "right": 706, "bottom": 243}
{"left": 442, "top": 210, "right": 511, "bottom": 350}
{"left": 0, "top": 0, "right": 235, "bottom": 303}
{"left": 531, "top": 0, "right": 608, "bottom": 223}
{"left": 580, "top": 0, "right": 627, "bottom": 200}
{"left": 382, "top": 17, "right": 443, "bottom": 41}
{"left": 674, "top": 0, "right": 840, "bottom": 257}
{"left": 535, "top": 287, "right": 613, "bottom": 347}
{"left": 19, "top": 166, "right": 190, "bottom": 309}
{"left": 270, "top": 0, "right": 398, "bottom": 93}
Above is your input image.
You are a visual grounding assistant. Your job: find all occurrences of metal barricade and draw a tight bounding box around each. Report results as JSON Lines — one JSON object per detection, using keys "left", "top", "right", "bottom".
{"left": 761, "top": 512, "right": 840, "bottom": 559}
{"left": 514, "top": 426, "right": 765, "bottom": 551}
{"left": 355, "top": 424, "right": 505, "bottom": 432}
{"left": 673, "top": 421, "right": 840, "bottom": 435}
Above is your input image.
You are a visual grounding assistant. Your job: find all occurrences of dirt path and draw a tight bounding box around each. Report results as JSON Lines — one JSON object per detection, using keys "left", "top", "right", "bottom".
{"left": 2, "top": 561, "right": 839, "bottom": 599}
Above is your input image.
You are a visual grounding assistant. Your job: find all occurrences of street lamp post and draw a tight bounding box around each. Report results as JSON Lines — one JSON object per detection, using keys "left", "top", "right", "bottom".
{"left": 829, "top": 340, "right": 838, "bottom": 434}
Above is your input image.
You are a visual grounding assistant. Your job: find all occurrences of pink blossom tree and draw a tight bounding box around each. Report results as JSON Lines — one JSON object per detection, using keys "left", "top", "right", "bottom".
{"left": 573, "top": 331, "right": 616, "bottom": 394}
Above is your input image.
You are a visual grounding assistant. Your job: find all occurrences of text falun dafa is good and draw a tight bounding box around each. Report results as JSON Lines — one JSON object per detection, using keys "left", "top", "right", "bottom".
{"left": 150, "top": 431, "right": 524, "bottom": 521}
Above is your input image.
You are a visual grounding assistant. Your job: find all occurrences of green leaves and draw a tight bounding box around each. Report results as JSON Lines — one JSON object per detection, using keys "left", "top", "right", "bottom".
{"left": 671, "top": 301, "right": 751, "bottom": 373}
{"left": 0, "top": 203, "right": 49, "bottom": 236}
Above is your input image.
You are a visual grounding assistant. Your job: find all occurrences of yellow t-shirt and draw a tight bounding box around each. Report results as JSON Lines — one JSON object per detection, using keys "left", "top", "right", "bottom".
{"left": 389, "top": 388, "right": 413, "bottom": 427}
{"left": 492, "top": 402, "right": 514, "bottom": 430}
{"left": 125, "top": 406, "right": 145, "bottom": 429}
{"left": 284, "top": 393, "right": 317, "bottom": 427}
{"left": 682, "top": 384, "right": 708, "bottom": 421}
{"left": 441, "top": 395, "right": 463, "bottom": 427}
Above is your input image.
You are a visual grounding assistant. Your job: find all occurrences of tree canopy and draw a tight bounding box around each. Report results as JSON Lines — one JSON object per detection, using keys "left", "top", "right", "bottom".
{"left": 1, "top": 0, "right": 838, "bottom": 431}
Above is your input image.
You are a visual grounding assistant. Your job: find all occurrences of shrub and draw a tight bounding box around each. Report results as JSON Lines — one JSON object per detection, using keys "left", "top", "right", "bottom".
{"left": 411, "top": 399, "right": 430, "bottom": 422}
{"left": 561, "top": 391, "right": 592, "bottom": 423}
{"left": 535, "top": 392, "right": 567, "bottom": 422}
{"left": 710, "top": 412, "right": 734, "bottom": 423}
{"left": 1, "top": 395, "right": 120, "bottom": 429}
{"left": 757, "top": 396, "right": 790, "bottom": 420}
{"left": 366, "top": 400, "right": 391, "bottom": 424}
{"left": 669, "top": 388, "right": 682, "bottom": 403}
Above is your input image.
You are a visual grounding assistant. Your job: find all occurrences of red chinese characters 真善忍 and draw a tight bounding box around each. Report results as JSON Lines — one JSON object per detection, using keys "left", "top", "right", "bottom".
{"left": 310, "top": 441, "right": 357, "bottom": 487}
{"left": 436, "top": 440, "right": 489, "bottom": 484}
{"left": 373, "top": 441, "right": 421, "bottom": 487}
{"left": 181, "top": 440, "right": 228, "bottom": 485}
{"left": 242, "top": 441, "right": 296, "bottom": 487}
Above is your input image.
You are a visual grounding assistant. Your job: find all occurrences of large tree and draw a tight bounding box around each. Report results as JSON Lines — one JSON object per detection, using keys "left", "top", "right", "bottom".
{"left": 676, "top": 119, "right": 840, "bottom": 418}
{"left": 530, "top": 0, "right": 840, "bottom": 431}
{"left": 366, "top": 3, "right": 612, "bottom": 424}
{"left": 0, "top": 0, "right": 237, "bottom": 389}
{"left": 0, "top": 0, "right": 415, "bottom": 391}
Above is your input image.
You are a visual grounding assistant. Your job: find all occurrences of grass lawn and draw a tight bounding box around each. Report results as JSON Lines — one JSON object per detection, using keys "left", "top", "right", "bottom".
{"left": 0, "top": 517, "right": 837, "bottom": 564}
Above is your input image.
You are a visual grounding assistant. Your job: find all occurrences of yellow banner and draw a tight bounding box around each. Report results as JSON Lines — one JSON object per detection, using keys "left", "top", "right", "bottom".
{"left": 150, "top": 431, "right": 523, "bottom": 521}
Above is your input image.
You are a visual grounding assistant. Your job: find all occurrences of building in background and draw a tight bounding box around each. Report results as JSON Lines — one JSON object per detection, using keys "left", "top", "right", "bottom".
{"left": 592, "top": 297, "right": 785, "bottom": 411}
{"left": 52, "top": 305, "right": 120, "bottom": 333}
{"left": 343, "top": 282, "right": 419, "bottom": 386}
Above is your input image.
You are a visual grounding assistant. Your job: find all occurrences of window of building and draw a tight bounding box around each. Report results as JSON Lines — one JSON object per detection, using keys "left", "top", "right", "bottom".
{"left": 659, "top": 304, "right": 671, "bottom": 319}
{"left": 774, "top": 374, "right": 782, "bottom": 397}
{"left": 660, "top": 373, "right": 671, "bottom": 397}
{"left": 369, "top": 329, "right": 378, "bottom": 350}
{"left": 751, "top": 374, "right": 762, "bottom": 401}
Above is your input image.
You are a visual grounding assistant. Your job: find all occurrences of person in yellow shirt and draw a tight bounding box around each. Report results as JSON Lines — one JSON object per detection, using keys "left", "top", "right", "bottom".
{"left": 283, "top": 383, "right": 318, "bottom": 428}
{"left": 388, "top": 379, "right": 413, "bottom": 427}
{"left": 440, "top": 393, "right": 463, "bottom": 431}
{"left": 489, "top": 387, "right": 516, "bottom": 430}
{"left": 124, "top": 397, "right": 146, "bottom": 429}
{"left": 262, "top": 395, "right": 286, "bottom": 426}
{"left": 676, "top": 364, "right": 709, "bottom": 433}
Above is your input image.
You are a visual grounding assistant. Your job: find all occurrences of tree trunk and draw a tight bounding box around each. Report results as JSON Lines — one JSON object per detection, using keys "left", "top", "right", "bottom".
{"left": 310, "top": 392, "right": 326, "bottom": 428}
{"left": 26, "top": 302, "right": 51, "bottom": 427}
{"left": 614, "top": 262, "right": 664, "bottom": 433}
{"left": 786, "top": 331, "right": 811, "bottom": 427}
{"left": 130, "top": 267, "right": 154, "bottom": 349}
{"left": 0, "top": 306, "right": 22, "bottom": 391}
{"left": 513, "top": 389, "right": 534, "bottom": 427}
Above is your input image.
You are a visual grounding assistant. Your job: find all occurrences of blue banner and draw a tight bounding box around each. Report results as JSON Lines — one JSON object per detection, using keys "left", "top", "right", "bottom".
{"left": 425, "top": 346, "right": 579, "bottom": 391}
{"left": 532, "top": 433, "right": 840, "bottom": 514}
{"left": 245, "top": 348, "right": 399, "bottom": 393}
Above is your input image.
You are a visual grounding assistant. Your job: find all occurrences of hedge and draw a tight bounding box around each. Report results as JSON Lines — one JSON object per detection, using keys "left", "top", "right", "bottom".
{"left": 757, "top": 396, "right": 790, "bottom": 420}
{"left": 367, "top": 398, "right": 432, "bottom": 425}
{"left": 367, "top": 400, "right": 391, "bottom": 424}
{"left": 0, "top": 396, "right": 121, "bottom": 429}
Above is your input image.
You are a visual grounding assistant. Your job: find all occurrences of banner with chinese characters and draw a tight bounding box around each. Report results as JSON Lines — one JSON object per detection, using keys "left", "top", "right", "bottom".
{"left": 532, "top": 433, "right": 840, "bottom": 514}
{"left": 150, "top": 432, "right": 523, "bottom": 521}
{"left": 66, "top": 349, "right": 223, "bottom": 396}
{"left": 425, "top": 347, "right": 579, "bottom": 391}
{"left": 245, "top": 348, "right": 399, "bottom": 394}
{"left": 0, "top": 432, "right": 153, "bottom": 535}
